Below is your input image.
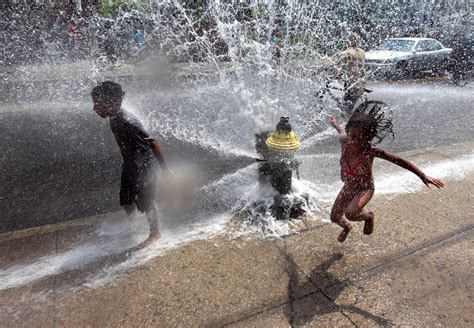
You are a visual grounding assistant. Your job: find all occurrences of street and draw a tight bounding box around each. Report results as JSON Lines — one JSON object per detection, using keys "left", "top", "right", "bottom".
{"left": 1, "top": 2, "right": 473, "bottom": 326}
{"left": 1, "top": 76, "right": 473, "bottom": 232}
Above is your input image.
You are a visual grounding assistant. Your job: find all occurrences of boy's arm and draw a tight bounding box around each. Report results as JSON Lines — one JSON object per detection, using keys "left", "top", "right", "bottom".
{"left": 373, "top": 148, "right": 444, "bottom": 189}
{"left": 149, "top": 140, "right": 171, "bottom": 174}
{"left": 129, "top": 116, "right": 171, "bottom": 174}
{"left": 329, "top": 116, "right": 347, "bottom": 143}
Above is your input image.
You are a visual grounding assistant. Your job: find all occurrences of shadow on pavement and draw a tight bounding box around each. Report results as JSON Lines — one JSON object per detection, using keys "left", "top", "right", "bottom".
{"left": 285, "top": 251, "right": 391, "bottom": 326}
{"left": 205, "top": 246, "right": 391, "bottom": 327}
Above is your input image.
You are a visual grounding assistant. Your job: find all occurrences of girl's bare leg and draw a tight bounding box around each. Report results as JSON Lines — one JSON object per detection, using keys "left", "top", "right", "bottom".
{"left": 330, "top": 184, "right": 355, "bottom": 242}
{"left": 344, "top": 188, "right": 375, "bottom": 234}
{"left": 363, "top": 211, "right": 375, "bottom": 235}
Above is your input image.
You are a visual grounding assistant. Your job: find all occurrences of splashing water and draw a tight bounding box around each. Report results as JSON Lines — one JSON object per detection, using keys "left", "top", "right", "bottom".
{"left": 1, "top": 1, "right": 473, "bottom": 289}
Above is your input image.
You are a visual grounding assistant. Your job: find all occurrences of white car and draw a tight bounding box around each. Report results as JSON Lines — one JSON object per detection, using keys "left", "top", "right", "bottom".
{"left": 365, "top": 37, "right": 452, "bottom": 77}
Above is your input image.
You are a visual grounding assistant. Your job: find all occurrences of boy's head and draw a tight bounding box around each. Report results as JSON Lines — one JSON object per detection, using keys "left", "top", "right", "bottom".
{"left": 91, "top": 81, "right": 124, "bottom": 118}
{"left": 345, "top": 101, "right": 394, "bottom": 145}
{"left": 348, "top": 31, "right": 360, "bottom": 47}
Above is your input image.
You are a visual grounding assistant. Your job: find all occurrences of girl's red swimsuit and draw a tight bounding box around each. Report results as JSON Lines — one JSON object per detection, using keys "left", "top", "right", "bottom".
{"left": 340, "top": 141, "right": 375, "bottom": 189}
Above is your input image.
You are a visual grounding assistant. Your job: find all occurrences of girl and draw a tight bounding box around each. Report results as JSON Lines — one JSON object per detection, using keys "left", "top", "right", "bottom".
{"left": 329, "top": 102, "right": 444, "bottom": 242}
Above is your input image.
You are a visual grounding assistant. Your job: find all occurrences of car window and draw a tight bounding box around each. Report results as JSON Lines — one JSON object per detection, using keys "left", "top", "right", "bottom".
{"left": 415, "top": 40, "right": 431, "bottom": 52}
{"left": 377, "top": 39, "right": 415, "bottom": 52}
{"left": 428, "top": 40, "right": 443, "bottom": 51}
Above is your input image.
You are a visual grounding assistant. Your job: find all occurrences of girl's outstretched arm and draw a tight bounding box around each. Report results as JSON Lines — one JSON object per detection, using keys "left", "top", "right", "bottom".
{"left": 329, "top": 116, "right": 346, "bottom": 144}
{"left": 373, "top": 148, "right": 444, "bottom": 189}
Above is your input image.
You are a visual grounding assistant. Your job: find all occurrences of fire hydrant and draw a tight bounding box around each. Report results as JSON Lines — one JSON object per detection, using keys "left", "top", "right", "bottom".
{"left": 264, "top": 116, "right": 300, "bottom": 194}
{"left": 254, "top": 117, "right": 308, "bottom": 220}
{"left": 256, "top": 116, "right": 300, "bottom": 195}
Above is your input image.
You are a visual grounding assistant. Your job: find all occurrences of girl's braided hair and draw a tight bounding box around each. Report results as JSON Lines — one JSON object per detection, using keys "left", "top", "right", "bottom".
{"left": 345, "top": 101, "right": 394, "bottom": 144}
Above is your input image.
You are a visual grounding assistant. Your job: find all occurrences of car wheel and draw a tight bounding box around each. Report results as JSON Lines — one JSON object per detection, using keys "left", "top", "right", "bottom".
{"left": 432, "top": 67, "right": 447, "bottom": 77}
{"left": 394, "top": 61, "right": 410, "bottom": 80}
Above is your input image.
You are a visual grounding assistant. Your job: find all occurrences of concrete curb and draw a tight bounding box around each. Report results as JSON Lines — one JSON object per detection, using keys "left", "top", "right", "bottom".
{"left": 0, "top": 211, "right": 118, "bottom": 244}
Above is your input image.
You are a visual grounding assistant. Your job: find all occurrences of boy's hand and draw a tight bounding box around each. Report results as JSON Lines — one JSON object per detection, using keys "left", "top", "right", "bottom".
{"left": 329, "top": 116, "right": 338, "bottom": 127}
{"left": 421, "top": 175, "right": 444, "bottom": 189}
{"left": 162, "top": 166, "right": 174, "bottom": 178}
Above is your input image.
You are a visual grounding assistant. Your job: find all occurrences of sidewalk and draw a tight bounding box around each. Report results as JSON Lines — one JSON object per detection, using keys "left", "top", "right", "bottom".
{"left": 0, "top": 172, "right": 473, "bottom": 327}
{"left": 1, "top": 59, "right": 232, "bottom": 83}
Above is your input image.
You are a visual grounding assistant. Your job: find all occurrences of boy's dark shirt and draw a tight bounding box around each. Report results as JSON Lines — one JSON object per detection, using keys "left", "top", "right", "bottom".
{"left": 109, "top": 108, "right": 155, "bottom": 178}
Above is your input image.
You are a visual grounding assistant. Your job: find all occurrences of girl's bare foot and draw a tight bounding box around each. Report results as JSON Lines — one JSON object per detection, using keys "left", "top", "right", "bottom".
{"left": 363, "top": 211, "right": 374, "bottom": 235}
{"left": 337, "top": 225, "right": 352, "bottom": 243}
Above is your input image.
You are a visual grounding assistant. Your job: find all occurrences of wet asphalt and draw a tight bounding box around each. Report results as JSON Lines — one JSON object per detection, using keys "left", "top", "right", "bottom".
{"left": 0, "top": 77, "right": 472, "bottom": 233}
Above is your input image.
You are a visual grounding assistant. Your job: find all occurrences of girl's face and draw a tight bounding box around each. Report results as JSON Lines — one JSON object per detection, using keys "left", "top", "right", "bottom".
{"left": 347, "top": 126, "right": 369, "bottom": 148}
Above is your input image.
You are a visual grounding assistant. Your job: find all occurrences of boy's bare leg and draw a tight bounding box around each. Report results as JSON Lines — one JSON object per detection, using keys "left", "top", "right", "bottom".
{"left": 124, "top": 203, "right": 137, "bottom": 216}
{"left": 127, "top": 207, "right": 160, "bottom": 252}
{"left": 144, "top": 205, "right": 160, "bottom": 245}
{"left": 344, "top": 188, "right": 375, "bottom": 235}
{"left": 330, "top": 185, "right": 354, "bottom": 242}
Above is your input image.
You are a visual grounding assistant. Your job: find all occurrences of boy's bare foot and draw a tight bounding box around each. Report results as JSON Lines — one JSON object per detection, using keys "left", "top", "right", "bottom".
{"left": 337, "top": 225, "right": 352, "bottom": 243}
{"left": 363, "top": 211, "right": 374, "bottom": 235}
{"left": 141, "top": 231, "right": 161, "bottom": 247}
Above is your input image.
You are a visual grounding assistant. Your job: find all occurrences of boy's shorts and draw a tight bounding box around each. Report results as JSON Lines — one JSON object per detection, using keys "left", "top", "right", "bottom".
{"left": 120, "top": 162, "right": 157, "bottom": 213}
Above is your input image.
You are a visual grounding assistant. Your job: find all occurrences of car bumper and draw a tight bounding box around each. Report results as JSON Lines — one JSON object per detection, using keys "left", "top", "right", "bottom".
{"left": 365, "top": 62, "right": 396, "bottom": 69}
{"left": 365, "top": 62, "right": 398, "bottom": 76}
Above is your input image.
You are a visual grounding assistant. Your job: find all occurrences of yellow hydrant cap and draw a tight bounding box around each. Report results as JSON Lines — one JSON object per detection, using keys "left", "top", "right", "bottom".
{"left": 265, "top": 131, "right": 300, "bottom": 151}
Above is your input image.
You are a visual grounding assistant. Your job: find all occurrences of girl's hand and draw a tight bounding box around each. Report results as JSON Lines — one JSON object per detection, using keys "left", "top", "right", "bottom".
{"left": 329, "top": 116, "right": 346, "bottom": 141}
{"left": 421, "top": 175, "right": 444, "bottom": 189}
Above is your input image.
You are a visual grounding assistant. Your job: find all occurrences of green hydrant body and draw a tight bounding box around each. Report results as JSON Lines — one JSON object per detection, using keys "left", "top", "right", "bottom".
{"left": 254, "top": 117, "right": 308, "bottom": 220}
{"left": 257, "top": 117, "right": 300, "bottom": 195}
{"left": 268, "top": 154, "right": 298, "bottom": 194}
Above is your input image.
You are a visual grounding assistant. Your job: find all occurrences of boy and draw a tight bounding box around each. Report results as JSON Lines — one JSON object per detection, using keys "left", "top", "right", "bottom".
{"left": 334, "top": 32, "right": 367, "bottom": 115}
{"left": 91, "top": 81, "right": 170, "bottom": 245}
